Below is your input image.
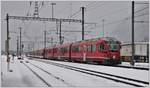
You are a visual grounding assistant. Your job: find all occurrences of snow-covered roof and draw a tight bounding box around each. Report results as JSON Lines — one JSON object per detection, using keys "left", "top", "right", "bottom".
{"left": 121, "top": 42, "right": 149, "bottom": 46}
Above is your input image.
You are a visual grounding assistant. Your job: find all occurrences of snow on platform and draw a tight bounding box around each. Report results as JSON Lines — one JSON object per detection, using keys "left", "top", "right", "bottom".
{"left": 1, "top": 55, "right": 47, "bottom": 87}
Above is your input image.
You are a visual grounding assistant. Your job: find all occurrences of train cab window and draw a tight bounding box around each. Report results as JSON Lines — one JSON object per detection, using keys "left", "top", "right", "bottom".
{"left": 98, "top": 44, "right": 105, "bottom": 51}
{"left": 108, "top": 41, "right": 119, "bottom": 51}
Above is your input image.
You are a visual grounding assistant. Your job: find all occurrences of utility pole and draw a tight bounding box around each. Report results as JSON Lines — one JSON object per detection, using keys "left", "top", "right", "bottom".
{"left": 51, "top": 3, "right": 56, "bottom": 18}
{"left": 6, "top": 13, "right": 10, "bottom": 71}
{"left": 32, "top": 42, "right": 35, "bottom": 56}
{"left": 28, "top": 43, "right": 30, "bottom": 53}
{"left": 59, "top": 21, "right": 62, "bottom": 44}
{"left": 56, "top": 21, "right": 59, "bottom": 34}
{"left": 81, "top": 7, "right": 85, "bottom": 40}
{"left": 51, "top": 37, "right": 53, "bottom": 47}
{"left": 37, "top": 42, "right": 39, "bottom": 50}
{"left": 22, "top": 44, "right": 24, "bottom": 55}
{"left": 131, "top": 1, "right": 135, "bottom": 66}
{"left": 43, "top": 30, "right": 46, "bottom": 58}
{"left": 17, "top": 36, "right": 19, "bottom": 57}
{"left": 102, "top": 19, "right": 105, "bottom": 37}
{"left": 19, "top": 27, "right": 22, "bottom": 59}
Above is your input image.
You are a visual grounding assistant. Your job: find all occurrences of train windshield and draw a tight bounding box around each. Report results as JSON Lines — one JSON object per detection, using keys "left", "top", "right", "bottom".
{"left": 107, "top": 41, "right": 120, "bottom": 51}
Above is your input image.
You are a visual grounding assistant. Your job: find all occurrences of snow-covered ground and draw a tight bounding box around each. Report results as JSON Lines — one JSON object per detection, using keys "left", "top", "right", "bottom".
{"left": 120, "top": 62, "right": 149, "bottom": 68}
{"left": 1, "top": 55, "right": 149, "bottom": 87}
{"left": 29, "top": 60, "right": 138, "bottom": 88}
{"left": 1, "top": 55, "right": 47, "bottom": 87}
{"left": 34, "top": 58, "right": 149, "bottom": 83}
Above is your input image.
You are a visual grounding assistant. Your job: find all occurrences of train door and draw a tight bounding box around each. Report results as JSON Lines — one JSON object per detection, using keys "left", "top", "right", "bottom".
{"left": 98, "top": 42, "right": 108, "bottom": 59}
{"left": 83, "top": 45, "right": 87, "bottom": 62}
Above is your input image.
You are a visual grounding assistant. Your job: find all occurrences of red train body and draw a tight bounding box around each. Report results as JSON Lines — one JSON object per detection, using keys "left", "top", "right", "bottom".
{"left": 29, "top": 37, "right": 121, "bottom": 65}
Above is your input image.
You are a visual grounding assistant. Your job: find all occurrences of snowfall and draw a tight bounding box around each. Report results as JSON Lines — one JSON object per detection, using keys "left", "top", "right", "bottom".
{"left": 1, "top": 55, "right": 149, "bottom": 88}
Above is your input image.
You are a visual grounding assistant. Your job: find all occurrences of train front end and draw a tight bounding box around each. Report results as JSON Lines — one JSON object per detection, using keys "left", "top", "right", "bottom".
{"left": 102, "top": 37, "right": 121, "bottom": 65}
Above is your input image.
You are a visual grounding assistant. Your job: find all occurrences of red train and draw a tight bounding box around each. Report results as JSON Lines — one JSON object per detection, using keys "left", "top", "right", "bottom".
{"left": 28, "top": 37, "right": 121, "bottom": 65}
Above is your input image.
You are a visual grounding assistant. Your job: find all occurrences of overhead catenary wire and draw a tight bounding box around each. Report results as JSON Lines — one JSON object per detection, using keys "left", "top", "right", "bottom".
{"left": 38, "top": 1, "right": 45, "bottom": 12}
{"left": 87, "top": 12, "right": 149, "bottom": 30}
{"left": 135, "top": 12, "right": 149, "bottom": 17}
{"left": 68, "top": 2, "right": 97, "bottom": 18}
{"left": 134, "top": 6, "right": 149, "bottom": 14}
{"left": 98, "top": 7, "right": 130, "bottom": 21}
{"left": 86, "top": 4, "right": 148, "bottom": 29}
{"left": 85, "top": 1, "right": 98, "bottom": 8}
{"left": 85, "top": 2, "right": 106, "bottom": 12}
{"left": 69, "top": 9, "right": 81, "bottom": 18}
{"left": 26, "top": 1, "right": 32, "bottom": 16}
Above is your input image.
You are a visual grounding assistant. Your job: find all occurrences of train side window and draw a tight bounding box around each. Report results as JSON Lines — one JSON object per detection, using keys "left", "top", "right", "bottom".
{"left": 99, "top": 44, "right": 105, "bottom": 51}
{"left": 76, "top": 47, "right": 80, "bottom": 52}
{"left": 87, "top": 45, "right": 91, "bottom": 52}
{"left": 72, "top": 46, "right": 80, "bottom": 53}
{"left": 91, "top": 45, "right": 96, "bottom": 52}
{"left": 83, "top": 45, "right": 87, "bottom": 52}
{"left": 79, "top": 47, "right": 81, "bottom": 52}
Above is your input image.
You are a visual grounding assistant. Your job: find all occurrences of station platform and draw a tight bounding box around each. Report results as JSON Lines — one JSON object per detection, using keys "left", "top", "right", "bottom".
{"left": 1, "top": 55, "right": 47, "bottom": 87}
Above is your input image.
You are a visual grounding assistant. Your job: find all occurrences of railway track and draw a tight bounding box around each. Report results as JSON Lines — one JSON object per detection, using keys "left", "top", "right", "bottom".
{"left": 22, "top": 61, "right": 73, "bottom": 87}
{"left": 22, "top": 62, "right": 52, "bottom": 87}
{"left": 28, "top": 56, "right": 149, "bottom": 70}
{"left": 34, "top": 59, "right": 149, "bottom": 87}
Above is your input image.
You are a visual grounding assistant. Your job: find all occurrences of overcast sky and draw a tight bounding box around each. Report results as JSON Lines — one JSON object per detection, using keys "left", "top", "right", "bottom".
{"left": 1, "top": 1, "right": 149, "bottom": 52}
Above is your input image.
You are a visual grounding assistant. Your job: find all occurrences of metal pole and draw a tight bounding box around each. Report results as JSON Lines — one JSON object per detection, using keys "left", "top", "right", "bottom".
{"left": 81, "top": 7, "right": 85, "bottom": 40}
{"left": 102, "top": 19, "right": 105, "bottom": 37}
{"left": 59, "top": 21, "right": 62, "bottom": 44}
{"left": 44, "top": 30, "right": 46, "bottom": 58}
{"left": 51, "top": 3, "right": 56, "bottom": 18}
{"left": 131, "top": 1, "right": 135, "bottom": 66}
{"left": 52, "top": 4, "right": 53, "bottom": 18}
{"left": 6, "top": 13, "right": 10, "bottom": 71}
{"left": 17, "top": 36, "right": 19, "bottom": 57}
{"left": 51, "top": 37, "right": 53, "bottom": 47}
{"left": 28, "top": 43, "right": 30, "bottom": 53}
{"left": 147, "top": 44, "right": 149, "bottom": 63}
{"left": 22, "top": 44, "right": 24, "bottom": 55}
{"left": 19, "top": 27, "right": 22, "bottom": 58}
{"left": 33, "top": 42, "right": 35, "bottom": 56}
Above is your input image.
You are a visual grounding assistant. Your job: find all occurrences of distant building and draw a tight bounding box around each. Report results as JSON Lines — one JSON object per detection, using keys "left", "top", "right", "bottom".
{"left": 121, "top": 42, "right": 149, "bottom": 63}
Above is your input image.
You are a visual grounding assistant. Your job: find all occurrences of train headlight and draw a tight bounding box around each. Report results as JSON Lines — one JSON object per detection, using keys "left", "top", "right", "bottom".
{"left": 113, "top": 55, "right": 115, "bottom": 59}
